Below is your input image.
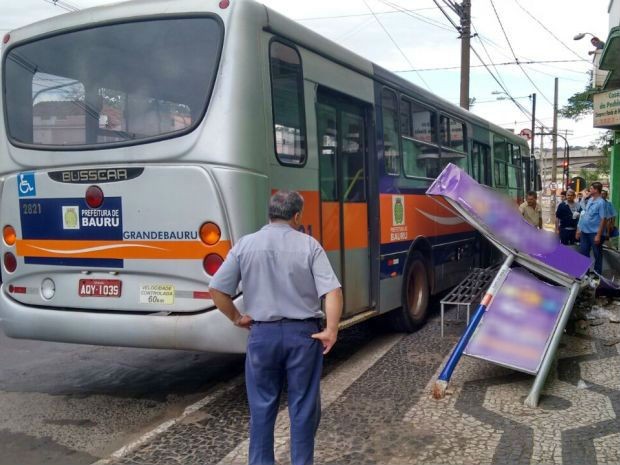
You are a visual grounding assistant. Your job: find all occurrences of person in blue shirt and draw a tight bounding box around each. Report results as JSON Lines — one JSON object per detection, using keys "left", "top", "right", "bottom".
{"left": 602, "top": 190, "right": 618, "bottom": 248}
{"left": 576, "top": 182, "right": 607, "bottom": 274}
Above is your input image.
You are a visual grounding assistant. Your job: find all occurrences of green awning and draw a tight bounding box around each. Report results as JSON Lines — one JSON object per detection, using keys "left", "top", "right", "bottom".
{"left": 600, "top": 26, "right": 620, "bottom": 90}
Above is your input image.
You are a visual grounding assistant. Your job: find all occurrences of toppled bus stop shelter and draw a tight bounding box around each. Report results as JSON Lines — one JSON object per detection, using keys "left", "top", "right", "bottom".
{"left": 427, "top": 164, "right": 592, "bottom": 407}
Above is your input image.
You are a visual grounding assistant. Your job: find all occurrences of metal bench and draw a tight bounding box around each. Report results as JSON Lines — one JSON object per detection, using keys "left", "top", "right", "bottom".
{"left": 440, "top": 266, "right": 497, "bottom": 337}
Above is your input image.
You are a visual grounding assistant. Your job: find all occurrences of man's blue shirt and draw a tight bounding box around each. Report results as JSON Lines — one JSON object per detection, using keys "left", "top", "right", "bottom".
{"left": 578, "top": 197, "right": 606, "bottom": 233}
{"left": 605, "top": 200, "right": 617, "bottom": 219}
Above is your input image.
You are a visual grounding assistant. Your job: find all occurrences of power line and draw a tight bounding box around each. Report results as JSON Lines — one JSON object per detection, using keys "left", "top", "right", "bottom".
{"left": 426, "top": 0, "right": 541, "bottom": 126}
{"left": 378, "top": 0, "right": 455, "bottom": 33}
{"left": 468, "top": 96, "right": 531, "bottom": 104}
{"left": 523, "top": 64, "right": 588, "bottom": 83}
{"left": 393, "top": 59, "right": 585, "bottom": 72}
{"left": 430, "top": 0, "right": 461, "bottom": 32}
{"left": 43, "top": 0, "right": 79, "bottom": 12}
{"left": 488, "top": 0, "right": 552, "bottom": 105}
{"left": 62, "top": 0, "right": 80, "bottom": 10}
{"left": 295, "top": 7, "right": 437, "bottom": 22}
{"left": 513, "top": 0, "right": 588, "bottom": 62}
{"left": 472, "top": 23, "right": 509, "bottom": 90}
{"left": 473, "top": 32, "right": 588, "bottom": 75}
{"left": 362, "top": 0, "right": 432, "bottom": 90}
{"left": 470, "top": 44, "right": 548, "bottom": 130}
{"left": 335, "top": 17, "right": 377, "bottom": 42}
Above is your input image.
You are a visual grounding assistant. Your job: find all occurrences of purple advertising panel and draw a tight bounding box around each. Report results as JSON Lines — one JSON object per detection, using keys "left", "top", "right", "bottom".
{"left": 426, "top": 164, "right": 591, "bottom": 279}
{"left": 464, "top": 268, "right": 569, "bottom": 374}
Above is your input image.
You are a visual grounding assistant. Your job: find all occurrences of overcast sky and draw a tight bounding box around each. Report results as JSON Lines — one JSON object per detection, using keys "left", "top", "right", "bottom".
{"left": 1, "top": 0, "right": 611, "bottom": 147}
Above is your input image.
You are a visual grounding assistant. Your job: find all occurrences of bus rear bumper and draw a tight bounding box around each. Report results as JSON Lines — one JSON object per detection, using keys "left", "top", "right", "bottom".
{"left": 0, "top": 294, "right": 248, "bottom": 353}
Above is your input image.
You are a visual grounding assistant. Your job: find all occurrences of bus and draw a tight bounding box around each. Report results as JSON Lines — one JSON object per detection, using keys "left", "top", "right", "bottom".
{"left": 0, "top": 0, "right": 533, "bottom": 353}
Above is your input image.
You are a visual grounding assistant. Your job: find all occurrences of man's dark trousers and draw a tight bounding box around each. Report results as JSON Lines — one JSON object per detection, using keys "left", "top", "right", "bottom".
{"left": 579, "top": 232, "right": 603, "bottom": 274}
{"left": 559, "top": 228, "right": 577, "bottom": 245}
{"left": 245, "top": 319, "right": 323, "bottom": 465}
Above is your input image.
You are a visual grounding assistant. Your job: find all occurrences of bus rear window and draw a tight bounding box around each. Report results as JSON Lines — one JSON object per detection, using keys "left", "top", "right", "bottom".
{"left": 4, "top": 17, "right": 222, "bottom": 149}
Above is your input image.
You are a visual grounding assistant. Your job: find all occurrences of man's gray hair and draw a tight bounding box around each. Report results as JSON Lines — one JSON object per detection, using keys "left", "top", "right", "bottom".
{"left": 269, "top": 191, "right": 304, "bottom": 221}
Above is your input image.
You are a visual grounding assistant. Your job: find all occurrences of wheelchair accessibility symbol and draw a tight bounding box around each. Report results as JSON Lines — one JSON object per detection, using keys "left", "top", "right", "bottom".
{"left": 18, "top": 172, "right": 36, "bottom": 197}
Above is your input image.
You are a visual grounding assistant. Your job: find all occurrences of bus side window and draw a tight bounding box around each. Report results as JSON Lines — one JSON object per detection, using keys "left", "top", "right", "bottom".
{"left": 270, "top": 41, "right": 307, "bottom": 165}
{"left": 381, "top": 88, "right": 401, "bottom": 176}
{"left": 439, "top": 115, "right": 466, "bottom": 170}
{"left": 342, "top": 115, "right": 366, "bottom": 202}
{"left": 318, "top": 106, "right": 338, "bottom": 201}
{"left": 401, "top": 97, "right": 439, "bottom": 179}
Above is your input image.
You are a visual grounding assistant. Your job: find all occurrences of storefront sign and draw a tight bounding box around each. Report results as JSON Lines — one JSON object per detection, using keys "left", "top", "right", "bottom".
{"left": 593, "top": 90, "right": 620, "bottom": 129}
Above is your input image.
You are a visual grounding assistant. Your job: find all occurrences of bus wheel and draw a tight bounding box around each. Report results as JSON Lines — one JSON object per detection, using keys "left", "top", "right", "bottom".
{"left": 389, "top": 251, "right": 430, "bottom": 332}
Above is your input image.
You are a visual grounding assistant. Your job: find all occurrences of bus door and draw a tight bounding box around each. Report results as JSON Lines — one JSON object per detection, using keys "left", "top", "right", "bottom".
{"left": 472, "top": 142, "right": 491, "bottom": 186}
{"left": 316, "top": 90, "right": 370, "bottom": 316}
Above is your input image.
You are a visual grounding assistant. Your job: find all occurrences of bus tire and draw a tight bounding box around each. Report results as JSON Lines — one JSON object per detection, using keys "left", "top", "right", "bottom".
{"left": 389, "top": 251, "right": 430, "bottom": 332}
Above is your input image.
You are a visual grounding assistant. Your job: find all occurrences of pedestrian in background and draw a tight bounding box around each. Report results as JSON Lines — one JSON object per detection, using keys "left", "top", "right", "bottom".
{"left": 555, "top": 189, "right": 581, "bottom": 245}
{"left": 519, "top": 191, "right": 543, "bottom": 229}
{"left": 602, "top": 190, "right": 618, "bottom": 248}
{"left": 209, "top": 190, "right": 343, "bottom": 465}
{"left": 576, "top": 182, "right": 607, "bottom": 274}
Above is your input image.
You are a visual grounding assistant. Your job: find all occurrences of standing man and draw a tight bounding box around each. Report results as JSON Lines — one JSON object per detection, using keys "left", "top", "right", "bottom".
{"left": 602, "top": 190, "right": 617, "bottom": 241}
{"left": 519, "top": 191, "right": 543, "bottom": 229}
{"left": 209, "top": 190, "right": 343, "bottom": 465}
{"left": 555, "top": 189, "right": 581, "bottom": 245}
{"left": 576, "top": 182, "right": 607, "bottom": 274}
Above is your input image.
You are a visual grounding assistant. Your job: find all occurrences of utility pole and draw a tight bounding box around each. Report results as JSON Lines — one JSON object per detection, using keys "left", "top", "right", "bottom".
{"left": 551, "top": 77, "right": 558, "bottom": 220}
{"left": 530, "top": 93, "right": 536, "bottom": 157}
{"left": 551, "top": 78, "right": 558, "bottom": 186}
{"left": 434, "top": 0, "right": 471, "bottom": 110}
{"left": 539, "top": 127, "right": 545, "bottom": 187}
{"left": 459, "top": 0, "right": 471, "bottom": 110}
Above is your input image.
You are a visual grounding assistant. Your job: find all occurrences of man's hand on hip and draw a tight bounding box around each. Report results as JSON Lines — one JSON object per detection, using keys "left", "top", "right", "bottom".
{"left": 311, "top": 328, "right": 338, "bottom": 355}
{"left": 234, "top": 314, "right": 253, "bottom": 329}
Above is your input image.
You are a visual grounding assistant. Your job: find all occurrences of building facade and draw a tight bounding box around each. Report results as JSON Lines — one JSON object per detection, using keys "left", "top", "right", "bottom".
{"left": 593, "top": 1, "right": 620, "bottom": 226}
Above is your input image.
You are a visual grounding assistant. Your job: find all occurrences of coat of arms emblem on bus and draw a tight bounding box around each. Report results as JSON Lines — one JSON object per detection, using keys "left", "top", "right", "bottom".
{"left": 392, "top": 195, "right": 405, "bottom": 226}
{"left": 62, "top": 206, "right": 80, "bottom": 230}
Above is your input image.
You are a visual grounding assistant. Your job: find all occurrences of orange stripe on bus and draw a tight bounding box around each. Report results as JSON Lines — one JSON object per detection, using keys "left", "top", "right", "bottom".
{"left": 379, "top": 193, "right": 473, "bottom": 243}
{"left": 321, "top": 202, "right": 341, "bottom": 251}
{"left": 16, "top": 239, "right": 231, "bottom": 260}
{"left": 343, "top": 203, "right": 369, "bottom": 249}
{"left": 265, "top": 190, "right": 369, "bottom": 251}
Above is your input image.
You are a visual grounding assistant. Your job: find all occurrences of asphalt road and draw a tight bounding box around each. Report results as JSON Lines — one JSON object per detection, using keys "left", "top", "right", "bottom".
{"left": 0, "top": 331, "right": 245, "bottom": 465}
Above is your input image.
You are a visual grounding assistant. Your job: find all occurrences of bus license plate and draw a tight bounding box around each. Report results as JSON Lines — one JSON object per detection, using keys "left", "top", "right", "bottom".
{"left": 78, "top": 279, "right": 122, "bottom": 297}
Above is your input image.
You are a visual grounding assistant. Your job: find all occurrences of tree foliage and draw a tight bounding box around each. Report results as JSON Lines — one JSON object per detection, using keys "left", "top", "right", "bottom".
{"left": 559, "top": 87, "right": 595, "bottom": 120}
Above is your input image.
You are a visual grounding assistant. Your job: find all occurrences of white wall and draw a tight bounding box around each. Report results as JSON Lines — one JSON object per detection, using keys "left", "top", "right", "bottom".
{"left": 610, "top": 0, "right": 620, "bottom": 29}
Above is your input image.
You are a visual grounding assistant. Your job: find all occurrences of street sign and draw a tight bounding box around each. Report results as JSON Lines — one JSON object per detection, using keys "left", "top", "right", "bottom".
{"left": 519, "top": 128, "right": 533, "bottom": 140}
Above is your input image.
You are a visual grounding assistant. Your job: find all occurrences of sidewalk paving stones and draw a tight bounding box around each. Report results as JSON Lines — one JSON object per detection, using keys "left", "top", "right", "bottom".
{"left": 103, "top": 296, "right": 620, "bottom": 465}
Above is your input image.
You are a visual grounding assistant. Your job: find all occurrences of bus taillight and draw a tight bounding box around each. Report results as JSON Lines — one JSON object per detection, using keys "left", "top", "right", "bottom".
{"left": 203, "top": 254, "right": 223, "bottom": 276}
{"left": 219, "top": 0, "right": 230, "bottom": 9}
{"left": 200, "top": 222, "right": 221, "bottom": 245}
{"left": 2, "top": 33, "right": 9, "bottom": 45}
{"left": 3, "top": 225, "right": 16, "bottom": 246}
{"left": 85, "top": 185, "right": 104, "bottom": 208}
{"left": 4, "top": 252, "right": 17, "bottom": 273}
